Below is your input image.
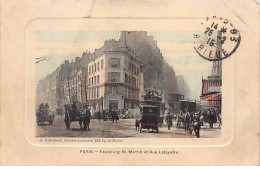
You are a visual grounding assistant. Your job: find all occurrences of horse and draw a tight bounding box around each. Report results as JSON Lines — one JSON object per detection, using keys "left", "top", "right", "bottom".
{"left": 79, "top": 109, "right": 91, "bottom": 131}
{"left": 183, "top": 113, "right": 191, "bottom": 131}
{"left": 176, "top": 114, "right": 185, "bottom": 128}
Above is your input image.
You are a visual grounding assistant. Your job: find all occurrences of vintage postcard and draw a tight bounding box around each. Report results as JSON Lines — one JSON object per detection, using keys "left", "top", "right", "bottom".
{"left": 0, "top": 0, "right": 259, "bottom": 166}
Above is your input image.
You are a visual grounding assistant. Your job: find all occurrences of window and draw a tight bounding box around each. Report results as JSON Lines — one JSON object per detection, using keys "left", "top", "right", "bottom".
{"left": 128, "top": 62, "right": 131, "bottom": 71}
{"left": 94, "top": 76, "right": 96, "bottom": 85}
{"left": 128, "top": 75, "right": 131, "bottom": 84}
{"left": 92, "top": 65, "right": 94, "bottom": 73}
{"left": 97, "top": 88, "right": 99, "bottom": 98}
{"left": 97, "top": 75, "right": 100, "bottom": 84}
{"left": 133, "top": 65, "right": 136, "bottom": 74}
{"left": 93, "top": 88, "right": 96, "bottom": 98}
{"left": 89, "top": 66, "right": 91, "bottom": 74}
{"left": 90, "top": 89, "right": 92, "bottom": 99}
{"left": 101, "top": 60, "right": 104, "bottom": 69}
{"left": 108, "top": 72, "right": 120, "bottom": 82}
{"left": 137, "top": 67, "right": 139, "bottom": 75}
{"left": 97, "top": 62, "right": 100, "bottom": 71}
{"left": 95, "top": 63, "right": 96, "bottom": 72}
{"left": 131, "top": 77, "right": 136, "bottom": 86}
{"left": 89, "top": 78, "right": 91, "bottom": 86}
{"left": 92, "top": 77, "right": 94, "bottom": 85}
{"left": 125, "top": 73, "right": 128, "bottom": 83}
{"left": 110, "top": 58, "right": 120, "bottom": 68}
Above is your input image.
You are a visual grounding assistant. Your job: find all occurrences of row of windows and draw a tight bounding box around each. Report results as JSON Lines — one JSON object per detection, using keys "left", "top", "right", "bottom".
{"left": 89, "top": 60, "right": 104, "bottom": 74}
{"left": 125, "top": 87, "right": 139, "bottom": 100}
{"left": 108, "top": 72, "right": 120, "bottom": 82}
{"left": 89, "top": 87, "right": 100, "bottom": 99}
{"left": 125, "top": 74, "right": 138, "bottom": 87}
{"left": 106, "top": 72, "right": 139, "bottom": 86}
{"left": 128, "top": 62, "right": 139, "bottom": 75}
{"left": 89, "top": 75, "right": 100, "bottom": 86}
{"left": 110, "top": 58, "right": 120, "bottom": 68}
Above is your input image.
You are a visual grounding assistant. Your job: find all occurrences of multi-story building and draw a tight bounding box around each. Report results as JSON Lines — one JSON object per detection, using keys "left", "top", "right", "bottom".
{"left": 119, "top": 31, "right": 179, "bottom": 104}
{"left": 87, "top": 39, "right": 142, "bottom": 112}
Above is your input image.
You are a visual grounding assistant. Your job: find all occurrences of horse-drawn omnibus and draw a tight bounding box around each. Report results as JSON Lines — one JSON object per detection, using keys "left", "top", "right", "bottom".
{"left": 135, "top": 90, "right": 162, "bottom": 133}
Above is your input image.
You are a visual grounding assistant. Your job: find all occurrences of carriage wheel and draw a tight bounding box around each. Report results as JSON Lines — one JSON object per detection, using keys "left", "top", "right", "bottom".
{"left": 155, "top": 126, "right": 159, "bottom": 133}
{"left": 139, "top": 123, "right": 142, "bottom": 133}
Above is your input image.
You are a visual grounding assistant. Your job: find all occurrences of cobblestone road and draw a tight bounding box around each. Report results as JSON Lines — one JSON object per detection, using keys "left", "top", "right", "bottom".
{"left": 36, "top": 116, "right": 220, "bottom": 138}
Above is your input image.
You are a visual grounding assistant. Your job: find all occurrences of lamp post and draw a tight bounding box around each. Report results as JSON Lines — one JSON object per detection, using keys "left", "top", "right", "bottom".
{"left": 101, "top": 96, "right": 104, "bottom": 112}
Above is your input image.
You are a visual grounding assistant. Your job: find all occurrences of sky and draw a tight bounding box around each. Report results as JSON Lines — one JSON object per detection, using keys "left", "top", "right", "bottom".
{"left": 35, "top": 30, "right": 212, "bottom": 100}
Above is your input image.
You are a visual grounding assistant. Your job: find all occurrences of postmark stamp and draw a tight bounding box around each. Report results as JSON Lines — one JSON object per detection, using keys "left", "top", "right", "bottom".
{"left": 193, "top": 16, "right": 241, "bottom": 61}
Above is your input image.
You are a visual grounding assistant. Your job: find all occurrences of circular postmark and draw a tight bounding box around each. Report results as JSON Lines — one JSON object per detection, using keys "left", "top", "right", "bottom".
{"left": 193, "top": 16, "right": 241, "bottom": 61}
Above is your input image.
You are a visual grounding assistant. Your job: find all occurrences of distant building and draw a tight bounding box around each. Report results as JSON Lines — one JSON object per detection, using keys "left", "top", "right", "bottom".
{"left": 176, "top": 76, "right": 191, "bottom": 98}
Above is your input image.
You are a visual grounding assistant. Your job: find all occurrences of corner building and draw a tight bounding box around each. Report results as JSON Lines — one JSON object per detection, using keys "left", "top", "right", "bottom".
{"left": 87, "top": 40, "right": 143, "bottom": 112}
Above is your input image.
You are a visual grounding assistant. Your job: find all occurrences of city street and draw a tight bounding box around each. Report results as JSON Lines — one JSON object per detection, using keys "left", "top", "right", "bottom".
{"left": 36, "top": 116, "right": 220, "bottom": 138}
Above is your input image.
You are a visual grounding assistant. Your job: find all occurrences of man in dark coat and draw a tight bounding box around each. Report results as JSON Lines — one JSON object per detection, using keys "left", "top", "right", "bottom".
{"left": 96, "top": 110, "right": 101, "bottom": 121}
{"left": 166, "top": 112, "right": 173, "bottom": 130}
{"left": 71, "top": 102, "right": 80, "bottom": 118}
{"left": 111, "top": 108, "right": 119, "bottom": 123}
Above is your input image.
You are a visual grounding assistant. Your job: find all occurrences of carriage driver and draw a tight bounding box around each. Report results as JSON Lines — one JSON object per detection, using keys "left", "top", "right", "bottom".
{"left": 71, "top": 102, "right": 80, "bottom": 117}
{"left": 83, "top": 105, "right": 91, "bottom": 117}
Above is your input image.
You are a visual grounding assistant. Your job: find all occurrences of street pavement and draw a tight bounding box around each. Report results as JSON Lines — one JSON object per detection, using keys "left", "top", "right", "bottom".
{"left": 36, "top": 116, "right": 220, "bottom": 138}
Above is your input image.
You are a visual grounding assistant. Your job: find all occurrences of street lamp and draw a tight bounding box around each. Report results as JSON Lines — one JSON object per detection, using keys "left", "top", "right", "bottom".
{"left": 101, "top": 96, "right": 104, "bottom": 111}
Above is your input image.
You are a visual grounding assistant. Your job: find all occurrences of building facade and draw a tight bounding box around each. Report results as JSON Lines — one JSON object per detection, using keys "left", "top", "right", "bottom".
{"left": 87, "top": 40, "right": 142, "bottom": 112}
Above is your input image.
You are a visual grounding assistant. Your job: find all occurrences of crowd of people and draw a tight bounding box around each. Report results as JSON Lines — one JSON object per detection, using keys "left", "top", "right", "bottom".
{"left": 142, "top": 90, "right": 162, "bottom": 101}
{"left": 163, "top": 107, "right": 221, "bottom": 138}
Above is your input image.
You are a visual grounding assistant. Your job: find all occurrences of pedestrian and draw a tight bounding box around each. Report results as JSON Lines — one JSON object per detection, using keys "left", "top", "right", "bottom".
{"left": 190, "top": 113, "right": 201, "bottom": 138}
{"left": 97, "top": 110, "right": 101, "bottom": 121}
{"left": 166, "top": 112, "right": 173, "bottom": 130}
{"left": 111, "top": 108, "right": 119, "bottom": 123}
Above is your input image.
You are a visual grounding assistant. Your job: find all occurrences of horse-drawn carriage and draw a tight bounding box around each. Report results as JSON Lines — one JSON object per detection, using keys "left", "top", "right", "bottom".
{"left": 136, "top": 105, "right": 160, "bottom": 133}
{"left": 36, "top": 103, "right": 55, "bottom": 125}
{"left": 176, "top": 100, "right": 197, "bottom": 129}
{"left": 135, "top": 90, "right": 162, "bottom": 133}
{"left": 64, "top": 102, "right": 91, "bottom": 131}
